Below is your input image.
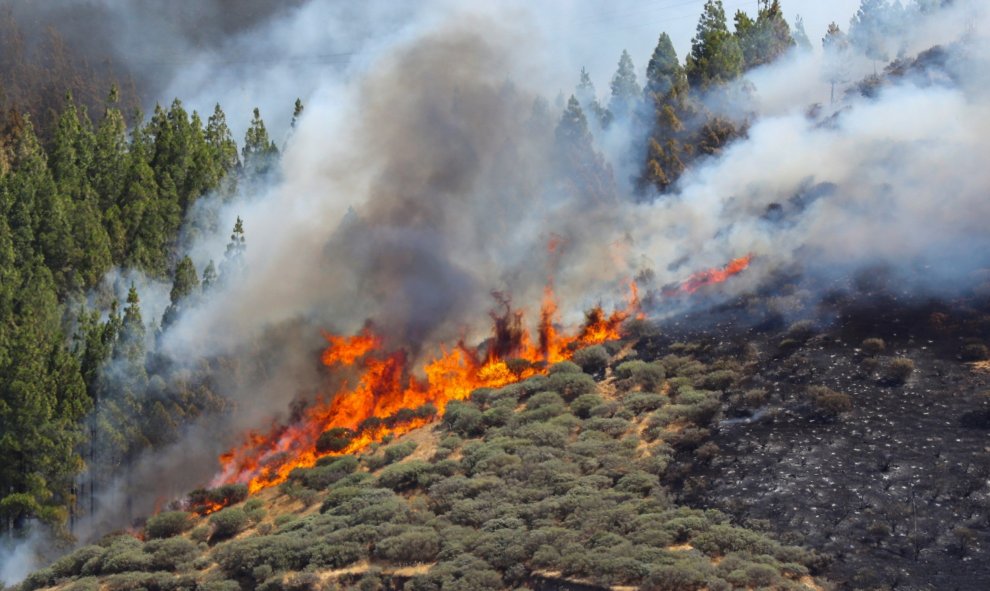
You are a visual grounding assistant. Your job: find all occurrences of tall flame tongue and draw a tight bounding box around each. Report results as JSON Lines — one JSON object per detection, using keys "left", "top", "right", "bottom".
{"left": 208, "top": 287, "right": 639, "bottom": 500}
{"left": 665, "top": 254, "right": 754, "bottom": 296}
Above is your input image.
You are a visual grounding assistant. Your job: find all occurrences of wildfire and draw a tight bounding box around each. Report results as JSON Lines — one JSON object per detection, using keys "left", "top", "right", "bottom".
{"left": 205, "top": 255, "right": 751, "bottom": 507}
{"left": 209, "top": 286, "right": 639, "bottom": 497}
{"left": 664, "top": 254, "right": 754, "bottom": 295}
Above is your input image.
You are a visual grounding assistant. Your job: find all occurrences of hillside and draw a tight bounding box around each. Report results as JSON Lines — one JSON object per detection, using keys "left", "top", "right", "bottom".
{"left": 17, "top": 330, "right": 830, "bottom": 591}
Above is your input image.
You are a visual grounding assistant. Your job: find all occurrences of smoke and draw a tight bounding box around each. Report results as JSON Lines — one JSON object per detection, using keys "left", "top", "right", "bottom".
{"left": 5, "top": 0, "right": 990, "bottom": 582}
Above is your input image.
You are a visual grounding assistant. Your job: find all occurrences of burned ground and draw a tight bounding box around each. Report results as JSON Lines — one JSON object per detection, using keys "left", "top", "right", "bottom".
{"left": 644, "top": 282, "right": 990, "bottom": 590}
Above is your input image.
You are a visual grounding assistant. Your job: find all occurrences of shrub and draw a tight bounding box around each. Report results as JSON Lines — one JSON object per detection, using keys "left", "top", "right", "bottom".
{"left": 299, "top": 455, "right": 359, "bottom": 489}
{"left": 615, "top": 360, "right": 665, "bottom": 390}
{"left": 861, "top": 337, "right": 886, "bottom": 356}
{"left": 442, "top": 401, "right": 484, "bottom": 436}
{"left": 785, "top": 320, "right": 816, "bottom": 342}
{"left": 623, "top": 392, "right": 666, "bottom": 414}
{"left": 547, "top": 372, "right": 597, "bottom": 401}
{"left": 694, "top": 369, "right": 737, "bottom": 391}
{"left": 615, "top": 471, "right": 659, "bottom": 495}
{"left": 373, "top": 528, "right": 441, "bottom": 564}
{"left": 187, "top": 483, "right": 248, "bottom": 514}
{"left": 880, "top": 357, "right": 915, "bottom": 385}
{"left": 570, "top": 392, "right": 604, "bottom": 418}
{"left": 382, "top": 441, "right": 418, "bottom": 464}
{"left": 144, "top": 511, "right": 194, "bottom": 539}
{"left": 724, "top": 563, "right": 780, "bottom": 588}
{"left": 809, "top": 386, "right": 852, "bottom": 419}
{"left": 549, "top": 360, "right": 583, "bottom": 374}
{"left": 210, "top": 507, "right": 249, "bottom": 542}
{"left": 316, "top": 427, "right": 356, "bottom": 453}
{"left": 962, "top": 343, "right": 989, "bottom": 361}
{"left": 145, "top": 536, "right": 199, "bottom": 571}
{"left": 201, "top": 581, "right": 241, "bottom": 591}
{"left": 583, "top": 417, "right": 631, "bottom": 437}
{"left": 481, "top": 404, "right": 512, "bottom": 427}
{"left": 643, "top": 560, "right": 712, "bottom": 591}
{"left": 48, "top": 545, "right": 105, "bottom": 580}
{"left": 378, "top": 460, "right": 432, "bottom": 492}
{"left": 572, "top": 345, "right": 610, "bottom": 375}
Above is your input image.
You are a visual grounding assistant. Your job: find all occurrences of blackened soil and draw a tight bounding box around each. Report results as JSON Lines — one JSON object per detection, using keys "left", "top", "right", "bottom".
{"left": 644, "top": 291, "right": 990, "bottom": 590}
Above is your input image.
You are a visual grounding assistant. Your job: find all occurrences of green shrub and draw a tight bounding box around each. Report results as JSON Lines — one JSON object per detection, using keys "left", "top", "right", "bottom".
{"left": 861, "top": 337, "right": 886, "bottom": 356}
{"left": 570, "top": 392, "right": 604, "bottom": 418}
{"left": 547, "top": 372, "right": 598, "bottom": 401}
{"left": 48, "top": 544, "right": 105, "bottom": 579}
{"left": 378, "top": 460, "right": 432, "bottom": 491}
{"left": 442, "top": 401, "right": 484, "bottom": 436}
{"left": 481, "top": 404, "right": 512, "bottom": 427}
{"left": 694, "top": 369, "right": 737, "bottom": 391}
{"left": 373, "top": 527, "right": 441, "bottom": 564}
{"left": 615, "top": 360, "right": 666, "bottom": 390}
{"left": 643, "top": 559, "right": 713, "bottom": 591}
{"left": 615, "top": 471, "right": 659, "bottom": 495}
{"left": 210, "top": 507, "right": 249, "bottom": 541}
{"left": 526, "top": 390, "right": 565, "bottom": 410}
{"left": 572, "top": 345, "right": 610, "bottom": 374}
{"left": 384, "top": 441, "right": 417, "bottom": 463}
{"left": 583, "top": 417, "right": 631, "bottom": 437}
{"left": 549, "top": 360, "right": 583, "bottom": 374}
{"left": 144, "top": 510, "right": 194, "bottom": 539}
{"left": 145, "top": 536, "right": 199, "bottom": 571}
{"left": 201, "top": 581, "right": 242, "bottom": 591}
{"left": 724, "top": 562, "right": 780, "bottom": 588}
{"left": 623, "top": 392, "right": 666, "bottom": 414}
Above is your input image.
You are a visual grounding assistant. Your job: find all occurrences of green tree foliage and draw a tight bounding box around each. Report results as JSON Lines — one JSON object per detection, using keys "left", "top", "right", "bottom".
{"left": 574, "top": 68, "right": 607, "bottom": 128}
{"left": 734, "top": 1, "right": 795, "bottom": 70}
{"left": 686, "top": 0, "right": 744, "bottom": 89}
{"left": 242, "top": 107, "right": 279, "bottom": 179}
{"left": 162, "top": 256, "right": 200, "bottom": 328}
{"left": 792, "top": 14, "right": 813, "bottom": 51}
{"left": 219, "top": 216, "right": 246, "bottom": 284}
{"left": 554, "top": 96, "right": 616, "bottom": 205}
{"left": 608, "top": 50, "right": 642, "bottom": 122}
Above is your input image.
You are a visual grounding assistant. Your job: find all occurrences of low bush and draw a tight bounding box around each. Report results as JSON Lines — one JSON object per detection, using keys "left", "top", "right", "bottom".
{"left": 547, "top": 372, "right": 597, "bottom": 401}
{"left": 623, "top": 392, "right": 667, "bottom": 414}
{"left": 861, "top": 337, "right": 886, "bottom": 356}
{"left": 377, "top": 460, "right": 432, "bottom": 492}
{"left": 572, "top": 345, "right": 610, "bottom": 375}
{"left": 187, "top": 484, "right": 248, "bottom": 514}
{"left": 548, "top": 360, "right": 583, "bottom": 375}
{"left": 145, "top": 536, "right": 199, "bottom": 571}
{"left": 373, "top": 527, "right": 441, "bottom": 564}
{"left": 315, "top": 427, "right": 357, "bottom": 454}
{"left": 809, "top": 385, "right": 852, "bottom": 419}
{"left": 615, "top": 360, "right": 666, "bottom": 390}
{"left": 961, "top": 343, "right": 989, "bottom": 361}
{"left": 880, "top": 357, "right": 915, "bottom": 385}
{"left": 144, "top": 511, "right": 194, "bottom": 539}
{"left": 210, "top": 507, "right": 249, "bottom": 542}
{"left": 442, "top": 401, "right": 485, "bottom": 436}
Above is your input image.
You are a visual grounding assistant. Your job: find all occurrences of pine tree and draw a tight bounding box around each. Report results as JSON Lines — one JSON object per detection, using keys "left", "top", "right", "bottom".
{"left": 823, "top": 22, "right": 851, "bottom": 103}
{"left": 206, "top": 103, "right": 240, "bottom": 178}
{"left": 162, "top": 256, "right": 200, "bottom": 328}
{"left": 645, "top": 33, "right": 687, "bottom": 99}
{"left": 608, "top": 50, "right": 642, "bottom": 122}
{"left": 849, "top": 0, "right": 898, "bottom": 70}
{"left": 686, "top": 0, "right": 744, "bottom": 89}
{"left": 554, "top": 96, "right": 616, "bottom": 205}
{"left": 734, "top": 0, "right": 795, "bottom": 70}
{"left": 793, "top": 15, "right": 813, "bottom": 51}
{"left": 219, "top": 217, "right": 246, "bottom": 283}
{"left": 201, "top": 260, "right": 218, "bottom": 291}
{"left": 242, "top": 107, "right": 279, "bottom": 178}
{"left": 574, "top": 68, "right": 607, "bottom": 128}
{"left": 92, "top": 86, "right": 129, "bottom": 212}
{"left": 291, "top": 98, "right": 304, "bottom": 129}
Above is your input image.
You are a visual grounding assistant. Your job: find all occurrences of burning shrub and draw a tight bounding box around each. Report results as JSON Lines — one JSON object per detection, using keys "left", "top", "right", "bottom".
{"left": 144, "top": 510, "right": 194, "bottom": 539}
{"left": 315, "top": 427, "right": 357, "bottom": 454}
{"left": 572, "top": 345, "right": 610, "bottom": 375}
{"left": 809, "top": 386, "right": 853, "bottom": 420}
{"left": 861, "top": 338, "right": 887, "bottom": 356}
{"left": 188, "top": 484, "right": 248, "bottom": 515}
{"left": 880, "top": 357, "right": 915, "bottom": 385}
{"left": 615, "top": 360, "right": 666, "bottom": 390}
{"left": 210, "top": 507, "right": 249, "bottom": 542}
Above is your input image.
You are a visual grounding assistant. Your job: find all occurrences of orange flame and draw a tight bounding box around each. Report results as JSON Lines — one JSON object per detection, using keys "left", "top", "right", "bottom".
{"left": 209, "top": 287, "right": 641, "bottom": 497}
{"left": 665, "top": 254, "right": 754, "bottom": 295}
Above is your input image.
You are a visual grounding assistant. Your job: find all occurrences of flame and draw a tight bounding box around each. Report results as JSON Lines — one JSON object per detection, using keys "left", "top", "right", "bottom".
{"left": 209, "top": 287, "right": 641, "bottom": 497}
{"left": 665, "top": 254, "right": 754, "bottom": 295}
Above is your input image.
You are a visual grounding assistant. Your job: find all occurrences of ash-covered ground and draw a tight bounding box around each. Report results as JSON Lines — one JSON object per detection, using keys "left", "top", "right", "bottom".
{"left": 640, "top": 276, "right": 990, "bottom": 590}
